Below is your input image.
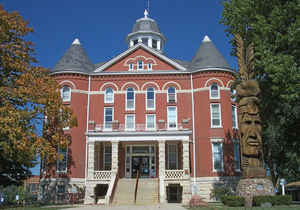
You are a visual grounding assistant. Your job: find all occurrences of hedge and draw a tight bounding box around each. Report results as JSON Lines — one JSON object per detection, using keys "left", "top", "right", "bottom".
{"left": 221, "top": 195, "right": 245, "bottom": 207}
{"left": 253, "top": 195, "right": 292, "bottom": 206}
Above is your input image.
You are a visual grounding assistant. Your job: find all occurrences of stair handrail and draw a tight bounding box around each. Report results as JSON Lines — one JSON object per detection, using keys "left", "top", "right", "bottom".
{"left": 134, "top": 170, "right": 140, "bottom": 203}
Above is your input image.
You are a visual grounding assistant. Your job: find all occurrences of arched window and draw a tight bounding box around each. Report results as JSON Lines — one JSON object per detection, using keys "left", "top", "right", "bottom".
{"left": 167, "top": 86, "right": 176, "bottom": 103}
{"left": 146, "top": 87, "right": 155, "bottom": 110}
{"left": 61, "top": 86, "right": 71, "bottom": 102}
{"left": 126, "top": 87, "right": 135, "bottom": 110}
{"left": 104, "top": 88, "right": 114, "bottom": 103}
{"left": 230, "top": 88, "right": 236, "bottom": 102}
{"left": 210, "top": 83, "right": 220, "bottom": 99}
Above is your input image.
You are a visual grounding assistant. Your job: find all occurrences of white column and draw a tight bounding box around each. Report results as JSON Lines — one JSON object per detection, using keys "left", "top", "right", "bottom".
{"left": 111, "top": 141, "right": 119, "bottom": 173}
{"left": 87, "top": 142, "right": 95, "bottom": 180}
{"left": 148, "top": 37, "right": 152, "bottom": 48}
{"left": 182, "top": 140, "right": 190, "bottom": 176}
{"left": 130, "top": 40, "right": 134, "bottom": 47}
{"left": 158, "top": 140, "right": 166, "bottom": 203}
{"left": 157, "top": 40, "right": 161, "bottom": 50}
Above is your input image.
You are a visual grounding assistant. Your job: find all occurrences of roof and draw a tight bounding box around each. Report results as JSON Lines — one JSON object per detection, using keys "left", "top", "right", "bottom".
{"left": 52, "top": 38, "right": 94, "bottom": 74}
{"left": 189, "top": 35, "right": 231, "bottom": 71}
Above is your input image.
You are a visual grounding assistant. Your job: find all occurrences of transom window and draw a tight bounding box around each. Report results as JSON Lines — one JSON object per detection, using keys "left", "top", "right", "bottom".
{"left": 146, "top": 87, "right": 155, "bottom": 110}
{"left": 168, "top": 144, "right": 178, "bottom": 170}
{"left": 234, "top": 141, "right": 241, "bottom": 171}
{"left": 125, "top": 114, "right": 135, "bottom": 130}
{"left": 56, "top": 146, "right": 68, "bottom": 173}
{"left": 212, "top": 142, "right": 223, "bottom": 171}
{"left": 104, "top": 88, "right": 114, "bottom": 103}
{"left": 61, "top": 86, "right": 71, "bottom": 102}
{"left": 167, "top": 86, "right": 176, "bottom": 103}
{"left": 210, "top": 83, "right": 220, "bottom": 99}
{"left": 126, "top": 87, "right": 135, "bottom": 110}
{"left": 232, "top": 105, "right": 238, "bottom": 128}
{"left": 146, "top": 114, "right": 156, "bottom": 130}
{"left": 137, "top": 60, "right": 144, "bottom": 70}
{"left": 104, "top": 107, "right": 113, "bottom": 129}
{"left": 210, "top": 104, "right": 222, "bottom": 128}
{"left": 167, "top": 106, "right": 177, "bottom": 129}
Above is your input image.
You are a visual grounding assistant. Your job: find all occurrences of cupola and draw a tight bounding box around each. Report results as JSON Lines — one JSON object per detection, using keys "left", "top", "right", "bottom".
{"left": 126, "top": 10, "right": 166, "bottom": 52}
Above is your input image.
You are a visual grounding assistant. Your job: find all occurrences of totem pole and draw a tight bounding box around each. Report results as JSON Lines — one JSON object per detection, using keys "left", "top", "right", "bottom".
{"left": 235, "top": 34, "right": 265, "bottom": 178}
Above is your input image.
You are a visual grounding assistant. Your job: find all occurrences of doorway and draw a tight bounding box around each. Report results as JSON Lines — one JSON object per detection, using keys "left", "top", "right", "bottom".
{"left": 131, "top": 156, "right": 150, "bottom": 178}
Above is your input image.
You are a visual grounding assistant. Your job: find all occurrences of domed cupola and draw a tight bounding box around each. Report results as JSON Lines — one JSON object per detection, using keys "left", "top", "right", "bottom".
{"left": 126, "top": 10, "right": 166, "bottom": 52}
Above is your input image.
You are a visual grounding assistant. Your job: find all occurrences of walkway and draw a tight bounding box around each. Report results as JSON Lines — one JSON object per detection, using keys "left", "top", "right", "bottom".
{"left": 65, "top": 204, "right": 187, "bottom": 210}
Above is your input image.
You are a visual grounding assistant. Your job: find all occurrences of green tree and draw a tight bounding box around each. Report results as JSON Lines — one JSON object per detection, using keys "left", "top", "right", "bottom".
{"left": 0, "top": 5, "right": 76, "bottom": 186}
{"left": 221, "top": 0, "right": 300, "bottom": 186}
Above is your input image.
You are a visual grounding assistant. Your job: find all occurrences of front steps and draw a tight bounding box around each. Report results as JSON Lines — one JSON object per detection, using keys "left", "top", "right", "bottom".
{"left": 112, "top": 178, "right": 158, "bottom": 205}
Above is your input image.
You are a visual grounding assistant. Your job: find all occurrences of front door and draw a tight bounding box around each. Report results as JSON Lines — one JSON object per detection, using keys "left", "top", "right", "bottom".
{"left": 131, "top": 156, "right": 150, "bottom": 178}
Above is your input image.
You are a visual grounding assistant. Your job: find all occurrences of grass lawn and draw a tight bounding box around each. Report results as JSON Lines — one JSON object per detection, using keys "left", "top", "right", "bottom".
{"left": 188, "top": 204, "right": 300, "bottom": 209}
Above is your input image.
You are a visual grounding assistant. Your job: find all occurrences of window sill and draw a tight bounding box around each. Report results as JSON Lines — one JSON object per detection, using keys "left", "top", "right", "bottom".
{"left": 62, "top": 101, "right": 71, "bottom": 105}
{"left": 104, "top": 102, "right": 114, "bottom": 105}
{"left": 211, "top": 126, "right": 223, "bottom": 129}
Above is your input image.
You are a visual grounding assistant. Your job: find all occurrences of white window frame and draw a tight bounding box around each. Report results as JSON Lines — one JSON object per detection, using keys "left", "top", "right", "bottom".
{"left": 137, "top": 60, "right": 144, "bottom": 70}
{"left": 210, "top": 103, "right": 222, "bottom": 128}
{"left": 167, "top": 106, "right": 177, "bottom": 130}
{"left": 146, "top": 114, "right": 156, "bottom": 130}
{"left": 104, "top": 107, "right": 113, "bottom": 130}
{"left": 56, "top": 146, "right": 68, "bottom": 173}
{"left": 146, "top": 87, "right": 155, "bottom": 110}
{"left": 103, "top": 144, "right": 112, "bottom": 170}
{"left": 104, "top": 87, "right": 114, "bottom": 103}
{"left": 210, "top": 83, "right": 220, "bottom": 99}
{"left": 167, "top": 87, "right": 176, "bottom": 103}
{"left": 232, "top": 105, "right": 238, "bottom": 129}
{"left": 126, "top": 87, "right": 135, "bottom": 110}
{"left": 125, "top": 114, "right": 135, "bottom": 131}
{"left": 211, "top": 139, "right": 224, "bottom": 172}
{"left": 233, "top": 140, "right": 241, "bottom": 172}
{"left": 167, "top": 144, "right": 178, "bottom": 170}
{"left": 61, "top": 86, "right": 71, "bottom": 102}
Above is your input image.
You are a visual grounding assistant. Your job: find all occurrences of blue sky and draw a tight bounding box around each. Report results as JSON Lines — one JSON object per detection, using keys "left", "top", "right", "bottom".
{"left": 1, "top": 0, "right": 237, "bottom": 174}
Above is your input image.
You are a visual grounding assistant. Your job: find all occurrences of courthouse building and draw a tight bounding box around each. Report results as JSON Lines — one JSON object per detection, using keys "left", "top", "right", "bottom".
{"left": 43, "top": 10, "right": 240, "bottom": 205}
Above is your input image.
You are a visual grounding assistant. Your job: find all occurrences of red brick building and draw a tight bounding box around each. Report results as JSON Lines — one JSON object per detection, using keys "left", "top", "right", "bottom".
{"left": 42, "top": 10, "right": 240, "bottom": 204}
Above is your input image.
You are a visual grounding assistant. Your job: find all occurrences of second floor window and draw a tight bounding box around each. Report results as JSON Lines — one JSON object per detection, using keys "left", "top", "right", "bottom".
{"left": 104, "top": 107, "right": 113, "bottom": 129}
{"left": 210, "top": 83, "right": 220, "bottom": 99}
{"left": 146, "top": 114, "right": 156, "bottom": 130}
{"left": 61, "top": 86, "right": 71, "bottom": 102}
{"left": 167, "top": 106, "right": 177, "bottom": 129}
{"left": 210, "top": 103, "right": 222, "bottom": 128}
{"left": 167, "top": 86, "right": 176, "bottom": 103}
{"left": 125, "top": 114, "right": 135, "bottom": 130}
{"left": 126, "top": 87, "right": 135, "bottom": 110}
{"left": 146, "top": 87, "right": 155, "bottom": 110}
{"left": 104, "top": 88, "right": 114, "bottom": 103}
{"left": 56, "top": 146, "right": 68, "bottom": 173}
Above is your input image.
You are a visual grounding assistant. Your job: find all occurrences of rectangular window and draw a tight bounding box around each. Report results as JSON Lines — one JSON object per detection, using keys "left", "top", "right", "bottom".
{"left": 168, "top": 107, "right": 177, "bottom": 129}
{"left": 234, "top": 141, "right": 241, "bottom": 171}
{"left": 104, "top": 107, "right": 113, "bottom": 129}
{"left": 138, "top": 60, "right": 143, "bottom": 70}
{"left": 168, "top": 144, "right": 178, "bottom": 170}
{"left": 212, "top": 142, "right": 223, "bottom": 171}
{"left": 146, "top": 89, "right": 155, "bottom": 110}
{"left": 125, "top": 114, "right": 135, "bottom": 130}
{"left": 146, "top": 114, "right": 156, "bottom": 130}
{"left": 56, "top": 146, "right": 68, "bottom": 173}
{"left": 142, "top": 38, "right": 148, "bottom": 45}
{"left": 232, "top": 105, "right": 238, "bottom": 128}
{"left": 104, "top": 145, "right": 112, "bottom": 170}
{"left": 210, "top": 104, "right": 222, "bottom": 128}
{"left": 152, "top": 39, "right": 158, "bottom": 49}
{"left": 126, "top": 88, "right": 135, "bottom": 110}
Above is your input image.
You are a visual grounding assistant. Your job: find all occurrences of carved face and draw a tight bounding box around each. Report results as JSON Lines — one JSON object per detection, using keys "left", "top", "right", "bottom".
{"left": 240, "top": 113, "right": 262, "bottom": 157}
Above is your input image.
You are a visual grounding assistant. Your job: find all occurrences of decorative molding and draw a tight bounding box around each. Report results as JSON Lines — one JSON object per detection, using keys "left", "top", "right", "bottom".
{"left": 99, "top": 82, "right": 119, "bottom": 91}
{"left": 204, "top": 78, "right": 225, "bottom": 88}
{"left": 162, "top": 81, "right": 182, "bottom": 90}
{"left": 121, "top": 82, "right": 140, "bottom": 91}
{"left": 59, "top": 80, "right": 77, "bottom": 89}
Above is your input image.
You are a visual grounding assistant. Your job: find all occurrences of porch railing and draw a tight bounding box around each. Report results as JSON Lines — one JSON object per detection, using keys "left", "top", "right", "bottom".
{"left": 164, "top": 170, "right": 186, "bottom": 180}
{"left": 88, "top": 122, "right": 190, "bottom": 133}
{"left": 94, "top": 170, "right": 112, "bottom": 180}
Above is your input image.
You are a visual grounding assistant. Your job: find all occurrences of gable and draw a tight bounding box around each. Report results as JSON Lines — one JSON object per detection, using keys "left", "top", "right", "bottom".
{"left": 99, "top": 47, "right": 184, "bottom": 73}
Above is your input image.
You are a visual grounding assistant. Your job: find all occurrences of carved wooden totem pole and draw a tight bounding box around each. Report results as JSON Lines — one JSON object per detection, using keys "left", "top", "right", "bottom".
{"left": 235, "top": 35, "right": 266, "bottom": 178}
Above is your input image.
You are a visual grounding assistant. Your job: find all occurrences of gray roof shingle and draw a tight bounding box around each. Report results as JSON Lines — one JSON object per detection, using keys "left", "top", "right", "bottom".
{"left": 131, "top": 18, "right": 161, "bottom": 34}
{"left": 52, "top": 39, "right": 94, "bottom": 73}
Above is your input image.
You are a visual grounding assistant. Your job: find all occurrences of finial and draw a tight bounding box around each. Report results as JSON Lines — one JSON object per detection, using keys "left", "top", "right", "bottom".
{"left": 72, "top": 38, "right": 81, "bottom": 45}
{"left": 203, "top": 35, "right": 211, "bottom": 42}
{"left": 144, "top": 9, "right": 149, "bottom": 18}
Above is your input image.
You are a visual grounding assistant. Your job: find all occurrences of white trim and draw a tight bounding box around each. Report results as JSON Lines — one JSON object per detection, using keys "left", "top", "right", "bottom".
{"left": 121, "top": 82, "right": 140, "bottom": 91}
{"left": 146, "top": 87, "right": 155, "bottom": 110}
{"left": 104, "top": 87, "right": 114, "bottom": 104}
{"left": 210, "top": 138, "right": 224, "bottom": 143}
{"left": 211, "top": 141, "right": 224, "bottom": 172}
{"left": 125, "top": 114, "right": 135, "bottom": 131}
{"left": 162, "top": 81, "right": 182, "bottom": 90}
{"left": 141, "top": 81, "right": 160, "bottom": 91}
{"left": 104, "top": 107, "right": 114, "bottom": 131}
{"left": 210, "top": 103, "right": 222, "bottom": 128}
{"left": 146, "top": 114, "right": 156, "bottom": 130}
{"left": 99, "top": 82, "right": 119, "bottom": 91}
{"left": 204, "top": 78, "right": 225, "bottom": 88}
{"left": 125, "top": 87, "right": 135, "bottom": 111}
{"left": 87, "top": 135, "right": 190, "bottom": 142}
{"left": 94, "top": 43, "right": 186, "bottom": 72}
{"left": 167, "top": 106, "right": 177, "bottom": 130}
{"left": 59, "top": 80, "right": 76, "bottom": 89}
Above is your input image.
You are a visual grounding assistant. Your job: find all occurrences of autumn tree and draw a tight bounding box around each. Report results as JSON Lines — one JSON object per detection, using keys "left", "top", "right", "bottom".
{"left": 221, "top": 0, "right": 300, "bottom": 186}
{"left": 0, "top": 5, "right": 76, "bottom": 186}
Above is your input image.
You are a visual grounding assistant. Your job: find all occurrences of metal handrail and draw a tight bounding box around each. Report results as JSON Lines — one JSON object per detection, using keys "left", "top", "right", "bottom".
{"left": 134, "top": 170, "right": 140, "bottom": 203}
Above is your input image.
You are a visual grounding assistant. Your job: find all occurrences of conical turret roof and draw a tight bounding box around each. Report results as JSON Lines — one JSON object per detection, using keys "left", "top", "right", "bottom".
{"left": 190, "top": 36, "right": 231, "bottom": 71}
{"left": 53, "top": 38, "right": 94, "bottom": 74}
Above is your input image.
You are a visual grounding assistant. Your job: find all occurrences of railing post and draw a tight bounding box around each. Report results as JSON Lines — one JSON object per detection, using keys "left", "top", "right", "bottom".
{"left": 182, "top": 140, "right": 190, "bottom": 177}
{"left": 158, "top": 140, "right": 166, "bottom": 203}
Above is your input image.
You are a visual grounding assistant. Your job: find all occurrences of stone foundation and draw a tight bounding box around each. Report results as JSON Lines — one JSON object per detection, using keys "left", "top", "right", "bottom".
{"left": 237, "top": 178, "right": 275, "bottom": 207}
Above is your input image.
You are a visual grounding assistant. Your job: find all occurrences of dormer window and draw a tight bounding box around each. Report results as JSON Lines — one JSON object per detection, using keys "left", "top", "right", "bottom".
{"left": 129, "top": 63, "right": 134, "bottom": 71}
{"left": 137, "top": 60, "right": 143, "bottom": 70}
{"left": 148, "top": 63, "right": 152, "bottom": 71}
{"left": 152, "top": 39, "right": 157, "bottom": 49}
{"left": 142, "top": 38, "right": 148, "bottom": 45}
{"left": 133, "top": 40, "right": 138, "bottom": 45}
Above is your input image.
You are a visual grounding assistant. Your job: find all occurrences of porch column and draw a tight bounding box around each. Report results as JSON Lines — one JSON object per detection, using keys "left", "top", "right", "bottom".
{"left": 111, "top": 140, "right": 119, "bottom": 173}
{"left": 87, "top": 142, "right": 95, "bottom": 180}
{"left": 182, "top": 140, "right": 190, "bottom": 176}
{"left": 158, "top": 140, "right": 166, "bottom": 203}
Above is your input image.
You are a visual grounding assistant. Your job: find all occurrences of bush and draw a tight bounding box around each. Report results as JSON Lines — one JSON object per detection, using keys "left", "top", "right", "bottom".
{"left": 220, "top": 195, "right": 245, "bottom": 207}
{"left": 210, "top": 186, "right": 235, "bottom": 201}
{"left": 0, "top": 185, "right": 37, "bottom": 206}
{"left": 253, "top": 195, "right": 292, "bottom": 206}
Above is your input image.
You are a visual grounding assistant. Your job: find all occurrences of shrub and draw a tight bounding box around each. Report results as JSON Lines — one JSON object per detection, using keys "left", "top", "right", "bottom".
{"left": 220, "top": 195, "right": 245, "bottom": 207}
{"left": 253, "top": 195, "right": 292, "bottom": 206}
{"left": 210, "top": 186, "right": 235, "bottom": 201}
